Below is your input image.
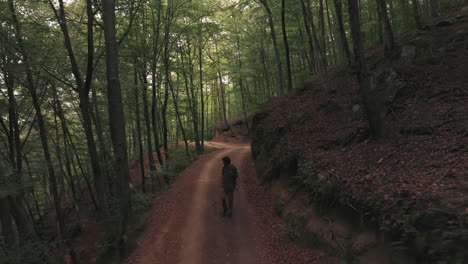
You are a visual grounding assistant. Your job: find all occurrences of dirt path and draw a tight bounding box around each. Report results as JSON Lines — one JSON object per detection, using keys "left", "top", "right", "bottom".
{"left": 126, "top": 142, "right": 257, "bottom": 264}
{"left": 126, "top": 142, "right": 335, "bottom": 264}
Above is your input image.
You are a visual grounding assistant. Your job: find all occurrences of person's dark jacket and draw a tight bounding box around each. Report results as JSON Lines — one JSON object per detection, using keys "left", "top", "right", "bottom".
{"left": 222, "top": 164, "right": 238, "bottom": 192}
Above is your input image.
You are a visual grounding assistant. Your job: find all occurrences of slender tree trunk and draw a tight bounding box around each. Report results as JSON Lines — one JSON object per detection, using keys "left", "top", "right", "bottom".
{"left": 162, "top": 0, "right": 172, "bottom": 163}
{"left": 400, "top": 0, "right": 410, "bottom": 28}
{"left": 259, "top": 0, "right": 285, "bottom": 94}
{"left": 150, "top": 0, "right": 164, "bottom": 166}
{"left": 180, "top": 47, "right": 201, "bottom": 153}
{"left": 168, "top": 79, "right": 189, "bottom": 155}
{"left": 319, "top": 0, "right": 328, "bottom": 67}
{"left": 91, "top": 87, "right": 112, "bottom": 188}
{"left": 198, "top": 44, "right": 205, "bottom": 151}
{"left": 377, "top": 0, "right": 396, "bottom": 56}
{"left": 301, "top": 0, "right": 326, "bottom": 72}
{"left": 376, "top": 0, "right": 384, "bottom": 43}
{"left": 430, "top": 0, "right": 439, "bottom": 16}
{"left": 8, "top": 1, "right": 78, "bottom": 260}
{"left": 237, "top": 39, "right": 250, "bottom": 135}
{"left": 411, "top": 0, "right": 423, "bottom": 29}
{"left": 333, "top": 0, "right": 352, "bottom": 64}
{"left": 0, "top": 196, "right": 15, "bottom": 247}
{"left": 217, "top": 69, "right": 229, "bottom": 130}
{"left": 52, "top": 84, "right": 77, "bottom": 203}
{"left": 323, "top": 0, "right": 337, "bottom": 64}
{"left": 141, "top": 71, "right": 157, "bottom": 192}
{"left": 151, "top": 79, "right": 164, "bottom": 166}
{"left": 134, "top": 67, "right": 145, "bottom": 193}
{"left": 2, "top": 48, "right": 35, "bottom": 244}
{"left": 347, "top": 0, "right": 385, "bottom": 138}
{"left": 49, "top": 0, "right": 107, "bottom": 214}
{"left": 259, "top": 31, "right": 273, "bottom": 96}
{"left": 300, "top": 2, "right": 317, "bottom": 73}
{"left": 281, "top": 0, "right": 293, "bottom": 91}
{"left": 102, "top": 0, "right": 131, "bottom": 253}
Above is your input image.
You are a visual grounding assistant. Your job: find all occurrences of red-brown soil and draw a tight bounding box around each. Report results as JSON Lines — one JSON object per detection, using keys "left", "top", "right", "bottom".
{"left": 125, "top": 142, "right": 341, "bottom": 264}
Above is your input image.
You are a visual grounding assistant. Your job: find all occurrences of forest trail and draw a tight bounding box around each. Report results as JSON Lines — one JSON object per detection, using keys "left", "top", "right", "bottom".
{"left": 126, "top": 142, "right": 259, "bottom": 264}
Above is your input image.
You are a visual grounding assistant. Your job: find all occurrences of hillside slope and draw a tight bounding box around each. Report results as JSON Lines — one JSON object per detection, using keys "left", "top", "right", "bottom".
{"left": 251, "top": 8, "right": 467, "bottom": 264}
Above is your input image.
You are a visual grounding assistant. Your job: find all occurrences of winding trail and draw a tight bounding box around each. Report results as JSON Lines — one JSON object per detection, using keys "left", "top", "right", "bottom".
{"left": 126, "top": 142, "right": 257, "bottom": 264}
{"left": 125, "top": 142, "right": 334, "bottom": 264}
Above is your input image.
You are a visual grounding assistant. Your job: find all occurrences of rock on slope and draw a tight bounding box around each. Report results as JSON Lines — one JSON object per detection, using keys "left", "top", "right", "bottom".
{"left": 213, "top": 113, "right": 252, "bottom": 142}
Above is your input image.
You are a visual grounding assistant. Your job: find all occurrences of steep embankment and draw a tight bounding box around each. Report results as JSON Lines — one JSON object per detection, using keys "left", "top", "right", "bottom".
{"left": 251, "top": 9, "right": 467, "bottom": 264}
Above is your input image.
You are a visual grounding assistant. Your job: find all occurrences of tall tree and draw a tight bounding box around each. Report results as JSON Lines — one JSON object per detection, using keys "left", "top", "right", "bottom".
{"left": 333, "top": 0, "right": 351, "bottom": 64}
{"left": 281, "top": 0, "right": 293, "bottom": 91}
{"left": 47, "top": 0, "right": 107, "bottom": 214}
{"left": 376, "top": 0, "right": 396, "bottom": 56}
{"left": 347, "top": 0, "right": 385, "bottom": 137}
{"left": 8, "top": 0, "right": 78, "bottom": 261}
{"left": 411, "top": 0, "right": 423, "bottom": 30}
{"left": 259, "top": 0, "right": 285, "bottom": 94}
{"left": 150, "top": 0, "right": 165, "bottom": 166}
{"left": 102, "top": 0, "right": 131, "bottom": 249}
{"left": 134, "top": 65, "right": 146, "bottom": 193}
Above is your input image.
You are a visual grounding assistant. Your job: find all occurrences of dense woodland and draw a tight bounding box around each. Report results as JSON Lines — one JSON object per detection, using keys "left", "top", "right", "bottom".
{"left": 0, "top": 0, "right": 465, "bottom": 262}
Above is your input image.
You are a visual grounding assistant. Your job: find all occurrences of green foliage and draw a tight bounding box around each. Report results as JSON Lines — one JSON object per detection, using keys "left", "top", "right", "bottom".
{"left": 157, "top": 146, "right": 218, "bottom": 184}
{"left": 131, "top": 192, "right": 154, "bottom": 216}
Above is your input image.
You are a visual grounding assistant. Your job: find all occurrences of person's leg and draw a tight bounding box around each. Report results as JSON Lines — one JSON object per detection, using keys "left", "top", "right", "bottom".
{"left": 226, "top": 192, "right": 234, "bottom": 217}
{"left": 228, "top": 192, "right": 234, "bottom": 211}
{"left": 222, "top": 191, "right": 228, "bottom": 216}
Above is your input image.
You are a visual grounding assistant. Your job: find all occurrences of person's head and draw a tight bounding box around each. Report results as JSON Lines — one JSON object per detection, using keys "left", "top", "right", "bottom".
{"left": 222, "top": 156, "right": 231, "bottom": 166}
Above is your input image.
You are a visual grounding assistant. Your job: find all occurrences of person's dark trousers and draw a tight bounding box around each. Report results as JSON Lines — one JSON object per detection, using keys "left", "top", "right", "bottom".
{"left": 222, "top": 191, "right": 234, "bottom": 217}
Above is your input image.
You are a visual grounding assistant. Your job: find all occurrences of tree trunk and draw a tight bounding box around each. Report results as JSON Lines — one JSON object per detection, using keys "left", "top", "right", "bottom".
{"left": 236, "top": 38, "right": 250, "bottom": 135}
{"left": 150, "top": 0, "right": 164, "bottom": 166}
{"left": 376, "top": 0, "right": 384, "bottom": 43}
{"left": 259, "top": 29, "right": 274, "bottom": 96}
{"left": 151, "top": 78, "right": 164, "bottom": 166}
{"left": 325, "top": 0, "right": 338, "bottom": 64}
{"left": 333, "top": 0, "right": 352, "bottom": 64}
{"left": 8, "top": 1, "right": 78, "bottom": 260}
{"left": 411, "top": 0, "right": 423, "bottom": 29}
{"left": 0, "top": 196, "right": 16, "bottom": 247}
{"left": 52, "top": 84, "right": 77, "bottom": 204}
{"left": 259, "top": 0, "right": 285, "bottom": 94}
{"left": 162, "top": 0, "right": 172, "bottom": 163}
{"left": 347, "top": 0, "right": 385, "bottom": 138}
{"left": 102, "top": 0, "right": 131, "bottom": 254}
{"left": 376, "top": 0, "right": 396, "bottom": 56}
{"left": 300, "top": 1, "right": 317, "bottom": 73}
{"left": 180, "top": 37, "right": 202, "bottom": 154}
{"left": 141, "top": 71, "right": 157, "bottom": 192}
{"left": 301, "top": 0, "right": 326, "bottom": 72}
{"left": 199, "top": 43, "right": 205, "bottom": 151}
{"left": 430, "top": 0, "right": 439, "bottom": 16}
{"left": 91, "top": 87, "right": 112, "bottom": 188}
{"left": 49, "top": 0, "right": 107, "bottom": 214}
{"left": 281, "top": 0, "right": 293, "bottom": 91}
{"left": 168, "top": 79, "right": 189, "bottom": 155}
{"left": 134, "top": 66, "right": 146, "bottom": 193}
{"left": 318, "top": 0, "right": 328, "bottom": 67}
{"left": 1, "top": 51, "right": 36, "bottom": 244}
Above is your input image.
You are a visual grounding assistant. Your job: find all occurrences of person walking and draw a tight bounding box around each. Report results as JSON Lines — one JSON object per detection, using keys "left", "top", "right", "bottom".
{"left": 221, "top": 156, "right": 238, "bottom": 217}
